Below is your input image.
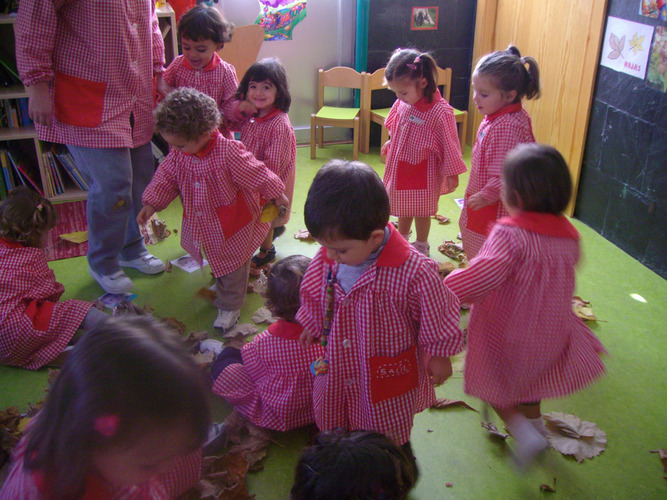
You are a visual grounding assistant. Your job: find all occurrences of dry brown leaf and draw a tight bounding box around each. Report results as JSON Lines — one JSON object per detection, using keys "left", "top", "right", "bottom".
{"left": 223, "top": 323, "right": 258, "bottom": 340}
{"left": 59, "top": 230, "right": 88, "bottom": 244}
{"left": 201, "top": 453, "right": 252, "bottom": 499}
{"left": 572, "top": 296, "right": 597, "bottom": 321}
{"left": 438, "top": 261, "right": 456, "bottom": 278}
{"left": 543, "top": 412, "right": 606, "bottom": 463}
{"left": 193, "top": 351, "right": 215, "bottom": 369}
{"left": 224, "top": 336, "right": 251, "bottom": 350}
{"left": 445, "top": 482, "right": 454, "bottom": 487}
{"left": 248, "top": 270, "right": 268, "bottom": 295}
{"left": 431, "top": 398, "right": 477, "bottom": 412}
{"left": 164, "top": 260, "right": 172, "bottom": 273}
{"left": 186, "top": 331, "right": 209, "bottom": 343}
{"left": 294, "top": 229, "right": 315, "bottom": 241}
{"left": 540, "top": 477, "right": 557, "bottom": 493}
{"left": 438, "top": 240, "right": 467, "bottom": 263}
{"left": 649, "top": 449, "right": 667, "bottom": 476}
{"left": 251, "top": 306, "right": 277, "bottom": 325}
{"left": 164, "top": 317, "right": 186, "bottom": 336}
{"left": 481, "top": 421, "right": 509, "bottom": 440}
{"left": 432, "top": 214, "right": 450, "bottom": 224}
{"left": 196, "top": 287, "right": 217, "bottom": 305}
{"left": 141, "top": 215, "right": 171, "bottom": 245}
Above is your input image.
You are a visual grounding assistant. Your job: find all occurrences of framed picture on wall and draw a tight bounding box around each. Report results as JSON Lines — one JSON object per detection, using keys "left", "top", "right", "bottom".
{"left": 411, "top": 7, "right": 438, "bottom": 30}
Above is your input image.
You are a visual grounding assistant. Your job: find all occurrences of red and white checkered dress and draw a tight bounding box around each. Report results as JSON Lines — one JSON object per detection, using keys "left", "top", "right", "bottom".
{"left": 0, "top": 429, "right": 201, "bottom": 499}
{"left": 15, "top": 0, "right": 164, "bottom": 149}
{"left": 212, "top": 320, "right": 325, "bottom": 431}
{"left": 233, "top": 109, "right": 296, "bottom": 227}
{"left": 0, "top": 238, "right": 92, "bottom": 370}
{"left": 459, "top": 103, "right": 535, "bottom": 259}
{"left": 163, "top": 54, "right": 239, "bottom": 139}
{"left": 383, "top": 92, "right": 467, "bottom": 217}
{"left": 445, "top": 213, "right": 606, "bottom": 408}
{"left": 296, "top": 224, "right": 463, "bottom": 444}
{"left": 142, "top": 131, "right": 285, "bottom": 278}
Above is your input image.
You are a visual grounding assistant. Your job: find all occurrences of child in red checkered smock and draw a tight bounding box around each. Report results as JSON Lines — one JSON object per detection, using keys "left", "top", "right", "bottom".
{"left": 162, "top": 4, "right": 240, "bottom": 139}
{"left": 230, "top": 58, "right": 297, "bottom": 268}
{"left": 460, "top": 45, "right": 541, "bottom": 260}
{"left": 139, "top": 88, "right": 287, "bottom": 331}
{"left": 382, "top": 48, "right": 467, "bottom": 257}
{"left": 446, "top": 144, "right": 606, "bottom": 466}
{"left": 0, "top": 188, "right": 107, "bottom": 370}
{"left": 0, "top": 316, "right": 209, "bottom": 499}
{"left": 209, "top": 255, "right": 325, "bottom": 431}
{"left": 296, "top": 160, "right": 463, "bottom": 447}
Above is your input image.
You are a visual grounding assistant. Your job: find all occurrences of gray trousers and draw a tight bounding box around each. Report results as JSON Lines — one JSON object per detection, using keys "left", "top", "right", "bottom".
{"left": 214, "top": 260, "right": 251, "bottom": 311}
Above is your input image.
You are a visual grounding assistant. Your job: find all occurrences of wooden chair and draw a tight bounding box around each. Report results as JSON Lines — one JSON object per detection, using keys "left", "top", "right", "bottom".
{"left": 363, "top": 66, "right": 468, "bottom": 156}
{"left": 310, "top": 67, "right": 367, "bottom": 161}
{"left": 217, "top": 24, "right": 265, "bottom": 81}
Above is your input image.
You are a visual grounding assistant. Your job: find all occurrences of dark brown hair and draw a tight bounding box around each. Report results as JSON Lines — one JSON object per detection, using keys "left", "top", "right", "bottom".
{"left": 0, "top": 186, "right": 56, "bottom": 247}
{"left": 24, "top": 316, "right": 210, "bottom": 500}
{"left": 154, "top": 87, "right": 221, "bottom": 140}
{"left": 304, "top": 160, "right": 389, "bottom": 241}
{"left": 178, "top": 4, "right": 234, "bottom": 45}
{"left": 385, "top": 48, "right": 439, "bottom": 102}
{"left": 236, "top": 57, "right": 291, "bottom": 112}
{"left": 264, "top": 255, "right": 311, "bottom": 322}
{"left": 503, "top": 143, "right": 572, "bottom": 214}
{"left": 291, "top": 429, "right": 418, "bottom": 500}
{"left": 474, "top": 45, "right": 541, "bottom": 102}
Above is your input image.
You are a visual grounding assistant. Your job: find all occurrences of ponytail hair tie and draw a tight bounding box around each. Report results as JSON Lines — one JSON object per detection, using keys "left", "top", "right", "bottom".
{"left": 407, "top": 55, "right": 421, "bottom": 71}
{"left": 36, "top": 203, "right": 43, "bottom": 212}
{"left": 94, "top": 415, "right": 120, "bottom": 437}
{"left": 520, "top": 57, "right": 526, "bottom": 65}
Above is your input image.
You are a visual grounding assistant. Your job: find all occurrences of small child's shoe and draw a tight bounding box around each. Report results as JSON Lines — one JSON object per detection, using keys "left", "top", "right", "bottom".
{"left": 119, "top": 253, "right": 165, "bottom": 274}
{"left": 411, "top": 240, "right": 430, "bottom": 256}
{"left": 251, "top": 245, "right": 276, "bottom": 268}
{"left": 214, "top": 309, "right": 241, "bottom": 330}
{"left": 199, "top": 338, "right": 224, "bottom": 356}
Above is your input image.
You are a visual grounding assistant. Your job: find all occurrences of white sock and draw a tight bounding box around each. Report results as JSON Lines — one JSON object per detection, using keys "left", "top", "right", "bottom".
{"left": 527, "top": 416, "right": 548, "bottom": 436}
{"left": 505, "top": 414, "right": 548, "bottom": 467}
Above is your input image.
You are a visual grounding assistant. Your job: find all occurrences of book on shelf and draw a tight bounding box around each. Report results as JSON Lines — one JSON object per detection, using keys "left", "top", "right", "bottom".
{"left": 6, "top": 147, "right": 44, "bottom": 196}
{"left": 41, "top": 152, "right": 56, "bottom": 197}
{"left": 52, "top": 147, "right": 89, "bottom": 190}
{"left": 0, "top": 149, "right": 17, "bottom": 192}
{"left": 0, "top": 43, "right": 21, "bottom": 85}
{"left": 17, "top": 98, "right": 32, "bottom": 126}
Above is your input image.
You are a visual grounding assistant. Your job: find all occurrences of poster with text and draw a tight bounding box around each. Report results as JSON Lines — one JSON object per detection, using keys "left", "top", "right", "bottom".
{"left": 600, "top": 16, "right": 654, "bottom": 79}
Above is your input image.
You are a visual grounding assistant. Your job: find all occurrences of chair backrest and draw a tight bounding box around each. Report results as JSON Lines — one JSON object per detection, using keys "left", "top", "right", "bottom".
{"left": 318, "top": 67, "right": 366, "bottom": 108}
{"left": 436, "top": 66, "right": 452, "bottom": 102}
{"left": 217, "top": 24, "right": 265, "bottom": 81}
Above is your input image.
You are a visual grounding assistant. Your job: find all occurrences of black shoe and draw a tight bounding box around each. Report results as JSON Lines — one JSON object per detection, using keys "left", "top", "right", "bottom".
{"left": 251, "top": 245, "right": 276, "bottom": 267}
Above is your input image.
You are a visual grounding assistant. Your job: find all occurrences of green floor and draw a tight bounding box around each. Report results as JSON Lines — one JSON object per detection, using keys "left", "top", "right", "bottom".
{"left": 1, "top": 145, "right": 666, "bottom": 499}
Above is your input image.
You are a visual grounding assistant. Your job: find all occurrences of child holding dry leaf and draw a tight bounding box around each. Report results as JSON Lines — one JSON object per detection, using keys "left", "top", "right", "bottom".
{"left": 138, "top": 88, "right": 288, "bottom": 331}
{"left": 0, "top": 187, "right": 107, "bottom": 369}
{"left": 445, "top": 144, "right": 606, "bottom": 465}
{"left": 204, "top": 255, "right": 325, "bottom": 431}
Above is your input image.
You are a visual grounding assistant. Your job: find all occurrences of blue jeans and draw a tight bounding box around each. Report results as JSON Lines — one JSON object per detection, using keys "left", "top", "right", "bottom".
{"left": 68, "top": 143, "right": 154, "bottom": 275}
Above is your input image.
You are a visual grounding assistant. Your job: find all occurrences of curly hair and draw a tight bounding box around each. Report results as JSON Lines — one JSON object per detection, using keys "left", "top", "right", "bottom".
{"left": 0, "top": 186, "right": 56, "bottom": 247}
{"left": 178, "top": 4, "right": 234, "bottom": 45}
{"left": 263, "top": 255, "right": 311, "bottom": 322}
{"left": 153, "top": 87, "right": 221, "bottom": 141}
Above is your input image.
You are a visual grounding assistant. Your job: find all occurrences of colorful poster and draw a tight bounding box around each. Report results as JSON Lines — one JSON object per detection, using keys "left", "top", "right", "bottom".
{"left": 600, "top": 16, "right": 654, "bottom": 79}
{"left": 256, "top": 0, "right": 307, "bottom": 41}
{"left": 647, "top": 27, "right": 667, "bottom": 92}
{"left": 639, "top": 0, "right": 667, "bottom": 21}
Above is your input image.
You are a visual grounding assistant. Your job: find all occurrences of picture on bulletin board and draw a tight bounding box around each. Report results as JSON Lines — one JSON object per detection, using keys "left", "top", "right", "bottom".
{"left": 647, "top": 26, "right": 667, "bottom": 92}
{"left": 411, "top": 7, "right": 438, "bottom": 30}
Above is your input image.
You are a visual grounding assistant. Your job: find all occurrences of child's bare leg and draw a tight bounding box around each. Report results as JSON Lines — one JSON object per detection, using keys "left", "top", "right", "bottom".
{"left": 397, "top": 217, "right": 413, "bottom": 239}
{"left": 259, "top": 228, "right": 274, "bottom": 252}
{"left": 493, "top": 404, "right": 547, "bottom": 466}
{"left": 519, "top": 401, "right": 547, "bottom": 436}
{"left": 414, "top": 217, "right": 431, "bottom": 243}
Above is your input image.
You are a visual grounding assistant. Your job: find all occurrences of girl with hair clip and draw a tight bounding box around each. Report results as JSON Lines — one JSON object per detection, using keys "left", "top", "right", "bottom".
{"left": 204, "top": 255, "right": 325, "bottom": 431}
{"left": 291, "top": 429, "right": 418, "bottom": 500}
{"left": 382, "top": 47, "right": 467, "bottom": 256}
{"left": 0, "top": 187, "right": 107, "bottom": 369}
{"left": 162, "top": 4, "right": 241, "bottom": 138}
{"left": 446, "top": 144, "right": 606, "bottom": 466}
{"left": 0, "top": 316, "right": 210, "bottom": 499}
{"left": 230, "top": 57, "right": 297, "bottom": 268}
{"left": 460, "top": 44, "right": 541, "bottom": 260}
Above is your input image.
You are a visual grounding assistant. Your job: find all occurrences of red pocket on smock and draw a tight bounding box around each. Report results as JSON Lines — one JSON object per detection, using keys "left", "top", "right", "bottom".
{"left": 215, "top": 194, "right": 254, "bottom": 240}
{"left": 466, "top": 201, "right": 500, "bottom": 236}
{"left": 396, "top": 159, "right": 428, "bottom": 190}
{"left": 369, "top": 345, "right": 419, "bottom": 404}
{"left": 54, "top": 72, "right": 106, "bottom": 128}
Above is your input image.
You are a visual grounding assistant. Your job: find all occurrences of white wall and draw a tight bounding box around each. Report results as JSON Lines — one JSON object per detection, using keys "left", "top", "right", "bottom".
{"left": 218, "top": 0, "right": 357, "bottom": 143}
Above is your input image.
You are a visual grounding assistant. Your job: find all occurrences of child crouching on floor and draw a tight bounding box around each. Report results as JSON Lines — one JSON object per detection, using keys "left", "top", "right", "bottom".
{"left": 138, "top": 87, "right": 288, "bottom": 331}
{"left": 205, "top": 255, "right": 325, "bottom": 431}
{"left": 0, "top": 187, "right": 107, "bottom": 369}
{"left": 296, "top": 160, "right": 463, "bottom": 452}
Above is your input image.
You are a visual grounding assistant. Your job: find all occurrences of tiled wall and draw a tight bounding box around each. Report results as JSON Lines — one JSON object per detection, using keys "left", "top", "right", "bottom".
{"left": 366, "top": 0, "right": 476, "bottom": 112}
{"left": 575, "top": 1, "right": 667, "bottom": 279}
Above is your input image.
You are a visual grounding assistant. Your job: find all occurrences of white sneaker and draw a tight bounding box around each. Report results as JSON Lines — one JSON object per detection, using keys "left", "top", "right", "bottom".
{"left": 214, "top": 309, "right": 241, "bottom": 330}
{"left": 411, "top": 240, "right": 430, "bottom": 256}
{"left": 119, "top": 254, "right": 165, "bottom": 274}
{"left": 89, "top": 267, "right": 133, "bottom": 294}
{"left": 199, "top": 338, "right": 224, "bottom": 356}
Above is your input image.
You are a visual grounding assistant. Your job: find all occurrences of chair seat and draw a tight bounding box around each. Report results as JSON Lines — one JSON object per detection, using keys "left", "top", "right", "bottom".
{"left": 370, "top": 108, "right": 391, "bottom": 121}
{"left": 316, "top": 106, "right": 360, "bottom": 121}
{"left": 453, "top": 108, "right": 465, "bottom": 118}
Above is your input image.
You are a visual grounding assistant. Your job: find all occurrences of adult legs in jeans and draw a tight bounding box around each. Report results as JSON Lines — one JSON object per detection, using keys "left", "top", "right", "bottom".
{"left": 68, "top": 143, "right": 155, "bottom": 276}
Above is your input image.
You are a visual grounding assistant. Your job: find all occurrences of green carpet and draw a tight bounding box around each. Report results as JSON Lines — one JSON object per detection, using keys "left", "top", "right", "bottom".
{"left": 1, "top": 145, "right": 665, "bottom": 499}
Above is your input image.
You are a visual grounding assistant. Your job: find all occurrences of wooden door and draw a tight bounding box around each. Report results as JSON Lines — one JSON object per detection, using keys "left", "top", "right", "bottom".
{"left": 468, "top": 0, "right": 608, "bottom": 214}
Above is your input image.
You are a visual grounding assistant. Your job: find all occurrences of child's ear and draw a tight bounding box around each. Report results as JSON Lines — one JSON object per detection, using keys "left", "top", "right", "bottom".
{"left": 216, "top": 43, "right": 224, "bottom": 51}
{"left": 418, "top": 77, "right": 428, "bottom": 90}
{"left": 369, "top": 229, "right": 385, "bottom": 245}
{"left": 503, "top": 89, "right": 518, "bottom": 104}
